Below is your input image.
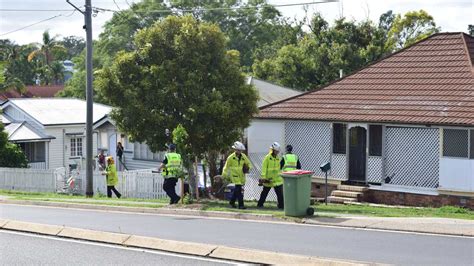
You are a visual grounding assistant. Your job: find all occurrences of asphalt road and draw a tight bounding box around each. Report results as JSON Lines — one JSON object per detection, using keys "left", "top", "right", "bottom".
{"left": 0, "top": 230, "right": 232, "bottom": 265}
{"left": 1, "top": 204, "right": 473, "bottom": 265}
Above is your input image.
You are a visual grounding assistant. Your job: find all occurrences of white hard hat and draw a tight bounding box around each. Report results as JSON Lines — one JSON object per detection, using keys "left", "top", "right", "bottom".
{"left": 270, "top": 142, "right": 281, "bottom": 151}
{"left": 232, "top": 141, "right": 246, "bottom": 151}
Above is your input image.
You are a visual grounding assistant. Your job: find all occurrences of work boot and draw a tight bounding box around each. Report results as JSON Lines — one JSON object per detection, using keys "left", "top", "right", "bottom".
{"left": 172, "top": 196, "right": 181, "bottom": 204}
{"left": 229, "top": 202, "right": 237, "bottom": 208}
{"left": 238, "top": 206, "right": 247, "bottom": 210}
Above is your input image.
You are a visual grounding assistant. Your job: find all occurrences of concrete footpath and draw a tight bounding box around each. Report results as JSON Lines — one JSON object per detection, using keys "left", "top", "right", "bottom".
{"left": 0, "top": 219, "right": 367, "bottom": 265}
{"left": 0, "top": 197, "right": 473, "bottom": 237}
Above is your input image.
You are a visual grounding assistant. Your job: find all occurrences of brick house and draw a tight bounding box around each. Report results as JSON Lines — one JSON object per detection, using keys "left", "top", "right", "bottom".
{"left": 246, "top": 32, "right": 474, "bottom": 208}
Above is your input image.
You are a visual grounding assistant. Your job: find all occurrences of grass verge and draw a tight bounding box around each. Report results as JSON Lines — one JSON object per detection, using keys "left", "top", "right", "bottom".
{"left": 1, "top": 190, "right": 473, "bottom": 220}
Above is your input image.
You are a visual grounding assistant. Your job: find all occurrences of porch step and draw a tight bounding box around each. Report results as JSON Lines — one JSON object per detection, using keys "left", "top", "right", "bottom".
{"left": 327, "top": 196, "right": 358, "bottom": 204}
{"left": 337, "top": 185, "right": 368, "bottom": 192}
{"left": 331, "top": 190, "right": 362, "bottom": 199}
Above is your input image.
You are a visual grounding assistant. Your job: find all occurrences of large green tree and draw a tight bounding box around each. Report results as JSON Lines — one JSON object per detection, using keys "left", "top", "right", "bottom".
{"left": 253, "top": 9, "right": 439, "bottom": 91}
{"left": 96, "top": 15, "right": 258, "bottom": 166}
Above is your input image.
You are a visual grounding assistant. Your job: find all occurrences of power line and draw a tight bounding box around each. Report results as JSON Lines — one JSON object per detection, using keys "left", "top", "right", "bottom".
{"left": 0, "top": 14, "right": 63, "bottom": 37}
{"left": 94, "top": 1, "right": 338, "bottom": 14}
{"left": 0, "top": 9, "right": 75, "bottom": 12}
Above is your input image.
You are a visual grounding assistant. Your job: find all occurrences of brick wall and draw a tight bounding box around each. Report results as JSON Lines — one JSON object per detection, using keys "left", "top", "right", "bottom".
{"left": 366, "top": 189, "right": 474, "bottom": 210}
{"left": 311, "top": 182, "right": 338, "bottom": 199}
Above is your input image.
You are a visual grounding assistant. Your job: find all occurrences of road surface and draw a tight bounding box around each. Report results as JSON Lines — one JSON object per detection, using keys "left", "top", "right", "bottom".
{"left": 0, "top": 203, "right": 473, "bottom": 265}
{"left": 0, "top": 230, "right": 232, "bottom": 265}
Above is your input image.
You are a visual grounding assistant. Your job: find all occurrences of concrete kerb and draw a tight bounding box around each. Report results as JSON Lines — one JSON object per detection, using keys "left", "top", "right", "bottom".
{"left": 0, "top": 219, "right": 368, "bottom": 265}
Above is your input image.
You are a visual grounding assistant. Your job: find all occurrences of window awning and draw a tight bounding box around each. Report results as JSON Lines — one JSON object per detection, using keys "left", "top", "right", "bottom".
{"left": 5, "top": 122, "right": 55, "bottom": 143}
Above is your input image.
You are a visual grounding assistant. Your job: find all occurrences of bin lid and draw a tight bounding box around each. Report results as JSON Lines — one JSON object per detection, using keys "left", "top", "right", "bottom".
{"left": 281, "top": 170, "right": 314, "bottom": 175}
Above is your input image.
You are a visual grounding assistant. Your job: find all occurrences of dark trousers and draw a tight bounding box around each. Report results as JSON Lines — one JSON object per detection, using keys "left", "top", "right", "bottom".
{"left": 230, "top": 185, "right": 244, "bottom": 207}
{"left": 163, "top": 178, "right": 180, "bottom": 204}
{"left": 258, "top": 184, "right": 284, "bottom": 209}
{"left": 107, "top": 186, "right": 121, "bottom": 198}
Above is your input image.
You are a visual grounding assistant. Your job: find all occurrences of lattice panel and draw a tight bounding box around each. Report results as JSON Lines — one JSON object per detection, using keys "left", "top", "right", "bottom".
{"left": 367, "top": 156, "right": 383, "bottom": 183}
{"left": 285, "top": 121, "right": 331, "bottom": 176}
{"left": 385, "top": 127, "right": 440, "bottom": 188}
{"left": 331, "top": 154, "right": 347, "bottom": 180}
{"left": 244, "top": 153, "right": 277, "bottom": 201}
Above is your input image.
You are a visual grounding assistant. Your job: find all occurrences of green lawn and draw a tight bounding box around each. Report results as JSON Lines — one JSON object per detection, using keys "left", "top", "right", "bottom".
{"left": 1, "top": 190, "right": 473, "bottom": 220}
{"left": 315, "top": 203, "right": 474, "bottom": 220}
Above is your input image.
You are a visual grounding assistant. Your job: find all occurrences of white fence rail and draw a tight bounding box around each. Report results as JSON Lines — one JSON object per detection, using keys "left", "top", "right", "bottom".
{"left": 0, "top": 167, "right": 179, "bottom": 199}
{"left": 0, "top": 167, "right": 56, "bottom": 192}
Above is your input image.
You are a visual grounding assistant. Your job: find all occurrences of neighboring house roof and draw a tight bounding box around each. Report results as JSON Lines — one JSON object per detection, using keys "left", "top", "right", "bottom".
{"left": 248, "top": 77, "right": 301, "bottom": 107}
{"left": 257, "top": 33, "right": 474, "bottom": 126}
{"left": 5, "top": 122, "right": 55, "bottom": 142}
{"left": 1, "top": 98, "right": 112, "bottom": 126}
{"left": 0, "top": 85, "right": 64, "bottom": 101}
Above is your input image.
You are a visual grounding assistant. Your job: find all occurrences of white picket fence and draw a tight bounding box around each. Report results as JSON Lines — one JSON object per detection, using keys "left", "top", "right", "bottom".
{"left": 0, "top": 167, "right": 179, "bottom": 199}
{"left": 0, "top": 167, "right": 56, "bottom": 192}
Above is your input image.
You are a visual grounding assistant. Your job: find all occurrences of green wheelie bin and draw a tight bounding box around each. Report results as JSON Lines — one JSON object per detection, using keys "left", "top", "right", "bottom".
{"left": 281, "top": 170, "right": 315, "bottom": 217}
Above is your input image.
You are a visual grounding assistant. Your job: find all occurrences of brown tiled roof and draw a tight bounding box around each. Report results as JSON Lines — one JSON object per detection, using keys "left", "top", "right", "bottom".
{"left": 258, "top": 32, "right": 474, "bottom": 126}
{"left": 0, "top": 85, "right": 64, "bottom": 101}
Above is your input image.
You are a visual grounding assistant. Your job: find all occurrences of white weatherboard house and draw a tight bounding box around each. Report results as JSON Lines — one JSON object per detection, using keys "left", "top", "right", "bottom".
{"left": 0, "top": 98, "right": 160, "bottom": 171}
{"left": 1, "top": 98, "right": 110, "bottom": 170}
{"left": 248, "top": 33, "right": 474, "bottom": 208}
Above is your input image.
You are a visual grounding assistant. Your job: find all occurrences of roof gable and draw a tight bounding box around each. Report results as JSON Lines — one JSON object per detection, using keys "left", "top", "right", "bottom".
{"left": 258, "top": 33, "right": 474, "bottom": 126}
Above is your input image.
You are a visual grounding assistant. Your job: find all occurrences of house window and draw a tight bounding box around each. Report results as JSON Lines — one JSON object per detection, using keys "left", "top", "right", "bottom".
{"left": 443, "top": 129, "right": 468, "bottom": 158}
{"left": 333, "top": 123, "right": 347, "bottom": 154}
{"left": 369, "top": 125, "right": 382, "bottom": 156}
{"left": 70, "top": 138, "right": 83, "bottom": 157}
{"left": 19, "top": 142, "right": 46, "bottom": 162}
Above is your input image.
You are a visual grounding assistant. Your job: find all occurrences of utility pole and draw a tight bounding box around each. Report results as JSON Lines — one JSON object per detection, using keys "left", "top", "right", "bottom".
{"left": 67, "top": 0, "right": 94, "bottom": 197}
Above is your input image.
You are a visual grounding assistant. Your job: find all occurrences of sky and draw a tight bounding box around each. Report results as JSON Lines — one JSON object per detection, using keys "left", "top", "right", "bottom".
{"left": 0, "top": 0, "right": 472, "bottom": 45}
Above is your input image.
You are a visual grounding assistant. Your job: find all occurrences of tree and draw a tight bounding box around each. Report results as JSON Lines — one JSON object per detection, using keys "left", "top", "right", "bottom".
{"left": 386, "top": 10, "right": 439, "bottom": 50}
{"left": 28, "top": 31, "right": 67, "bottom": 66}
{"left": 469, "top": 25, "right": 474, "bottom": 36}
{"left": 61, "top": 36, "right": 86, "bottom": 59}
{"left": 0, "top": 116, "right": 28, "bottom": 168}
{"left": 253, "top": 10, "right": 440, "bottom": 91}
{"left": 96, "top": 16, "right": 258, "bottom": 194}
{"left": 1, "top": 41, "right": 36, "bottom": 87}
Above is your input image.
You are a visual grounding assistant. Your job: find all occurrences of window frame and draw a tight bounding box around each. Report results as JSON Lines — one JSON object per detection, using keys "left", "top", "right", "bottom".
{"left": 70, "top": 137, "right": 83, "bottom": 157}
{"left": 332, "top": 123, "right": 347, "bottom": 155}
{"left": 442, "top": 128, "right": 472, "bottom": 159}
{"left": 369, "top": 125, "right": 383, "bottom": 157}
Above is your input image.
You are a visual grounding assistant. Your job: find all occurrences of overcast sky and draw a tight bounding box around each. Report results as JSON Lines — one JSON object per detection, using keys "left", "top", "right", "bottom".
{"left": 1, "top": 0, "right": 472, "bottom": 45}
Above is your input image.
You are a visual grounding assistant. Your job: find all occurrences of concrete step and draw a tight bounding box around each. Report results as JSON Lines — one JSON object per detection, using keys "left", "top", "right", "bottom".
{"left": 337, "top": 185, "right": 368, "bottom": 192}
{"left": 331, "top": 190, "right": 362, "bottom": 199}
{"left": 327, "top": 196, "right": 358, "bottom": 204}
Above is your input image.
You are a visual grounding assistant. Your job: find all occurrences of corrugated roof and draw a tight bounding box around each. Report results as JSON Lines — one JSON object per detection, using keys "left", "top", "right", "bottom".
{"left": 5, "top": 122, "right": 54, "bottom": 142}
{"left": 257, "top": 33, "right": 474, "bottom": 126}
{"left": 0, "top": 85, "right": 64, "bottom": 101}
{"left": 3, "top": 98, "right": 112, "bottom": 125}
{"left": 248, "top": 77, "right": 301, "bottom": 107}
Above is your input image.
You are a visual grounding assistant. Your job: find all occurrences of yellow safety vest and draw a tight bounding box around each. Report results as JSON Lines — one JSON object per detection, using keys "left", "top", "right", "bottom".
{"left": 261, "top": 153, "right": 283, "bottom": 187}
{"left": 283, "top": 153, "right": 298, "bottom": 172}
{"left": 222, "top": 152, "right": 252, "bottom": 185}
{"left": 165, "top": 152, "right": 182, "bottom": 178}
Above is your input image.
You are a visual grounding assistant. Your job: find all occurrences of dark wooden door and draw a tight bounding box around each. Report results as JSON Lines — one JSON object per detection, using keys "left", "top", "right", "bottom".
{"left": 349, "top": 127, "right": 367, "bottom": 182}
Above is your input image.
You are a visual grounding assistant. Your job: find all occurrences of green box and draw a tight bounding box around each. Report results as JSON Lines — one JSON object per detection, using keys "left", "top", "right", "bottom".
{"left": 281, "top": 170, "right": 314, "bottom": 217}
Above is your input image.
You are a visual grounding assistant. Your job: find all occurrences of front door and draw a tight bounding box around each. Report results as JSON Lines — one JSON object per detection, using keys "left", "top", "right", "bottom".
{"left": 108, "top": 133, "right": 117, "bottom": 164}
{"left": 348, "top": 127, "right": 366, "bottom": 182}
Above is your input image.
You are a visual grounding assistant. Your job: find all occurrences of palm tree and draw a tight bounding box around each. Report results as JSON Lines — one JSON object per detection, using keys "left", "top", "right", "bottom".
{"left": 28, "top": 31, "right": 66, "bottom": 66}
